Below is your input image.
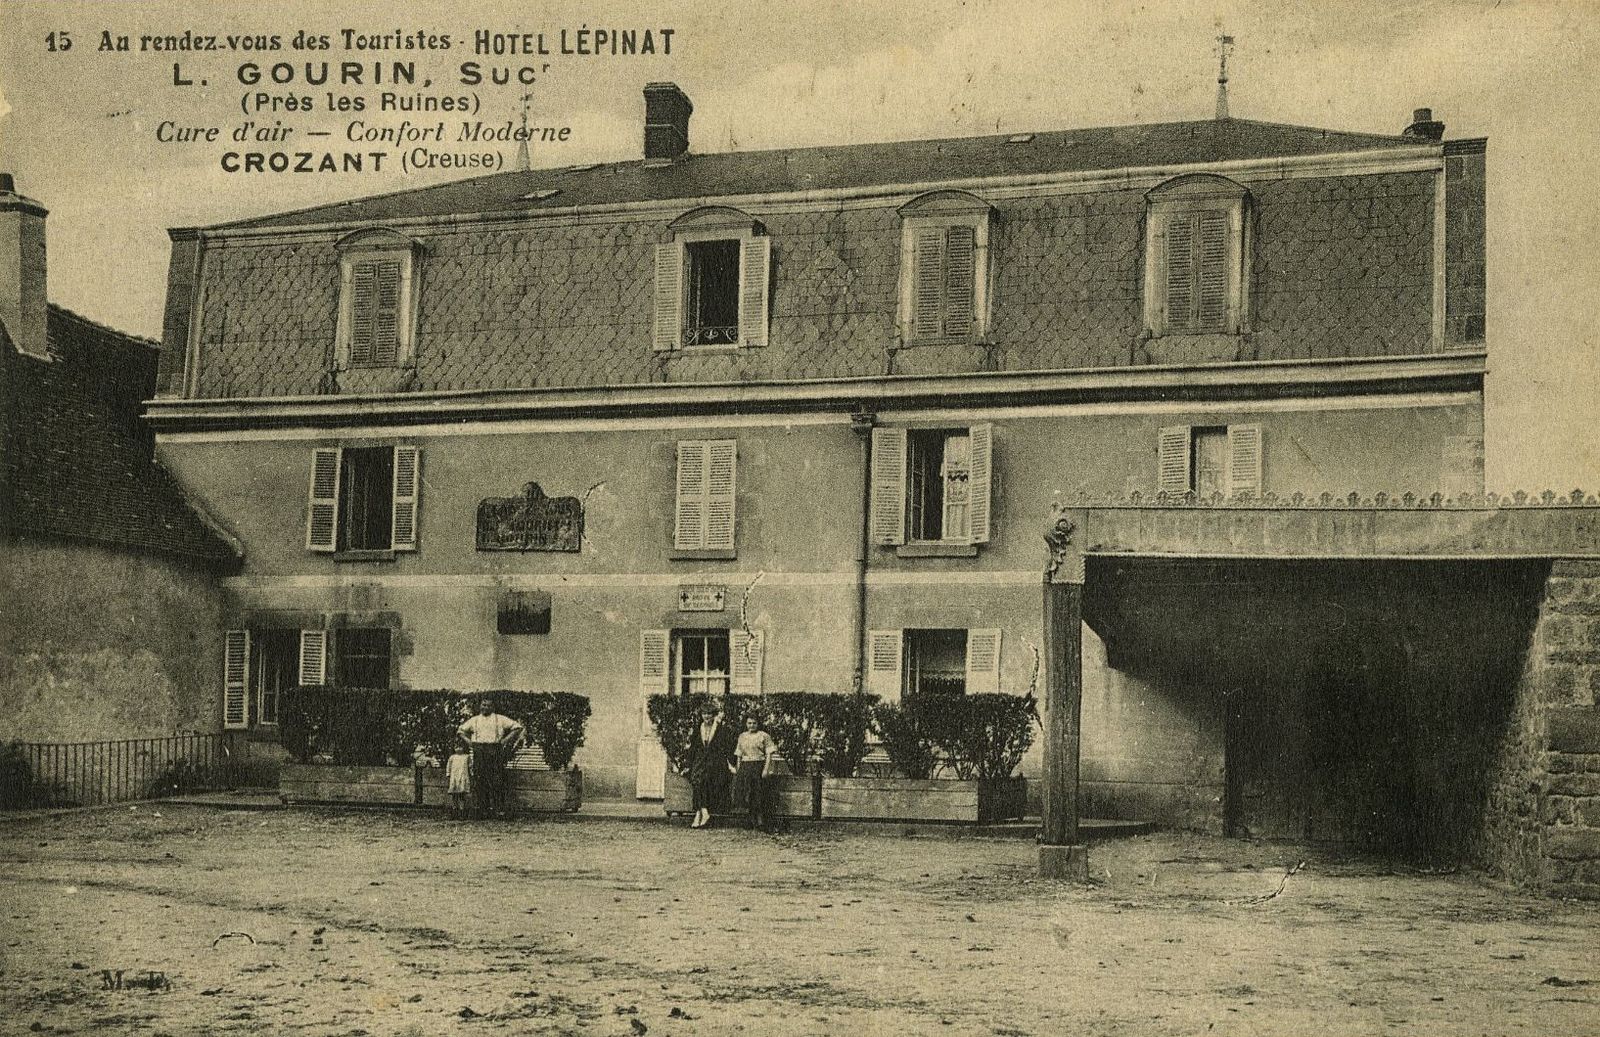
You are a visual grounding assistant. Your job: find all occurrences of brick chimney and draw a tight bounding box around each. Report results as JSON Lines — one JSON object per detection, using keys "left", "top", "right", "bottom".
{"left": 1403, "top": 107, "right": 1446, "bottom": 141}
{"left": 0, "top": 173, "right": 49, "bottom": 361}
{"left": 643, "top": 82, "right": 692, "bottom": 164}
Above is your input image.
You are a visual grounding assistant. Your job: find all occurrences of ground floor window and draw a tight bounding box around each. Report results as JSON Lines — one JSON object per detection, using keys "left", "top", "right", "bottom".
{"left": 905, "top": 628, "right": 969, "bottom": 697}
{"left": 675, "top": 629, "right": 730, "bottom": 696}
{"left": 250, "top": 629, "right": 300, "bottom": 726}
{"left": 336, "top": 627, "right": 393, "bottom": 689}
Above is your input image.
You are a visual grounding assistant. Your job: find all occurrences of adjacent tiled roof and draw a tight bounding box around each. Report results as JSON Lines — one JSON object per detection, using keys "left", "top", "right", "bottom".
{"left": 215, "top": 117, "right": 1424, "bottom": 231}
{"left": 1, "top": 306, "right": 240, "bottom": 565}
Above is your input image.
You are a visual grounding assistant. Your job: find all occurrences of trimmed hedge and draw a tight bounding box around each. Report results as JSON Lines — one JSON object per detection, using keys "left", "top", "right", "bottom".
{"left": 648, "top": 691, "right": 1035, "bottom": 780}
{"left": 279, "top": 687, "right": 591, "bottom": 769}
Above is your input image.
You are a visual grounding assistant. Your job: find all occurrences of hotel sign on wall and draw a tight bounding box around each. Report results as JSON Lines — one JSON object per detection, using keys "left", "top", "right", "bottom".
{"left": 677, "top": 584, "right": 726, "bottom": 612}
{"left": 476, "top": 482, "right": 583, "bottom": 552}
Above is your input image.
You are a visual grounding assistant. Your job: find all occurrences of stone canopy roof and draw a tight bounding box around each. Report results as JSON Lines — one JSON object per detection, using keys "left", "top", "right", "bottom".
{"left": 211, "top": 117, "right": 1427, "bottom": 232}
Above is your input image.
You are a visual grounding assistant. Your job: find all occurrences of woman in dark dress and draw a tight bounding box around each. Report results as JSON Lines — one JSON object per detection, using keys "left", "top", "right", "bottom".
{"left": 687, "top": 702, "right": 736, "bottom": 828}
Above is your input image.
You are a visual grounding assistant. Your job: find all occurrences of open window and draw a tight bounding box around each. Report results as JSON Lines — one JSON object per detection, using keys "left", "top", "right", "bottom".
{"left": 639, "top": 627, "right": 765, "bottom": 699}
{"left": 653, "top": 207, "right": 770, "bottom": 350}
{"left": 306, "top": 444, "right": 421, "bottom": 554}
{"left": 1157, "top": 424, "right": 1263, "bottom": 497}
{"left": 869, "top": 425, "right": 993, "bottom": 548}
{"left": 866, "top": 628, "right": 1002, "bottom": 701}
{"left": 1143, "top": 175, "right": 1251, "bottom": 337}
{"left": 898, "top": 191, "right": 994, "bottom": 345}
{"left": 334, "top": 228, "right": 421, "bottom": 368}
{"left": 222, "top": 627, "right": 357, "bottom": 730}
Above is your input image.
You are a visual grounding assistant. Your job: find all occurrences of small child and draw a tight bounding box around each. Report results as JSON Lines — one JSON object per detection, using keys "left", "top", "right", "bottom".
{"left": 445, "top": 738, "right": 472, "bottom": 817}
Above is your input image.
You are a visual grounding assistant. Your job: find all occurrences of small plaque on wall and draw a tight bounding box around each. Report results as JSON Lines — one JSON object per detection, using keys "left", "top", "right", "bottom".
{"left": 677, "top": 584, "right": 726, "bottom": 612}
{"left": 477, "top": 483, "right": 583, "bottom": 552}
{"left": 498, "top": 590, "right": 552, "bottom": 635}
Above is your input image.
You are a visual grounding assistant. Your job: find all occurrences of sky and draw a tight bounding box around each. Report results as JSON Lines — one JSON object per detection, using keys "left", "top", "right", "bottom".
{"left": 0, "top": 0, "right": 1596, "bottom": 492}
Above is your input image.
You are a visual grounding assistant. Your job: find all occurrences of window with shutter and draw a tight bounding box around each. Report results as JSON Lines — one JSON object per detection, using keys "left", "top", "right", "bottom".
{"left": 639, "top": 630, "right": 671, "bottom": 696}
{"left": 898, "top": 192, "right": 992, "bottom": 345}
{"left": 1226, "top": 424, "right": 1263, "bottom": 498}
{"left": 965, "top": 629, "right": 1003, "bottom": 694}
{"left": 1144, "top": 175, "right": 1249, "bottom": 338}
{"left": 903, "top": 426, "right": 994, "bottom": 545}
{"left": 298, "top": 630, "right": 327, "bottom": 686}
{"left": 869, "top": 428, "right": 909, "bottom": 547}
{"left": 654, "top": 217, "right": 771, "bottom": 351}
{"left": 251, "top": 629, "right": 299, "bottom": 726}
{"left": 1157, "top": 426, "right": 1193, "bottom": 496}
{"left": 672, "top": 439, "right": 737, "bottom": 554}
{"left": 309, "top": 444, "right": 422, "bottom": 555}
{"left": 907, "top": 223, "right": 985, "bottom": 342}
{"left": 335, "top": 230, "right": 418, "bottom": 370}
{"left": 867, "top": 630, "right": 904, "bottom": 700}
{"left": 223, "top": 630, "right": 249, "bottom": 730}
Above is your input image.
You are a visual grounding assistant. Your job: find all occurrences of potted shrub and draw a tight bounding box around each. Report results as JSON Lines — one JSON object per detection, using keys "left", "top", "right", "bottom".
{"left": 279, "top": 687, "right": 589, "bottom": 812}
{"left": 820, "top": 693, "right": 1037, "bottom": 823}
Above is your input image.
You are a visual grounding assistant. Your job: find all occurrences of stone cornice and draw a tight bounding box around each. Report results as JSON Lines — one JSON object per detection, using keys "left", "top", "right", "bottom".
{"left": 146, "top": 351, "right": 1485, "bottom": 434}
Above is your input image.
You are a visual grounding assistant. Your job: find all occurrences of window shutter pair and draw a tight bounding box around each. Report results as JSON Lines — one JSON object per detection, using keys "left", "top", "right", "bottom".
{"left": 637, "top": 628, "right": 765, "bottom": 694}
{"left": 305, "top": 445, "right": 422, "bottom": 552}
{"left": 674, "top": 440, "right": 737, "bottom": 551}
{"left": 909, "top": 225, "right": 978, "bottom": 340}
{"left": 222, "top": 629, "right": 327, "bottom": 730}
{"left": 869, "top": 425, "right": 993, "bottom": 546}
{"left": 1156, "top": 425, "right": 1263, "bottom": 497}
{"left": 349, "top": 260, "right": 402, "bottom": 365}
{"left": 652, "top": 238, "right": 771, "bottom": 350}
{"left": 865, "top": 629, "right": 1002, "bottom": 698}
{"left": 1162, "top": 210, "right": 1230, "bottom": 334}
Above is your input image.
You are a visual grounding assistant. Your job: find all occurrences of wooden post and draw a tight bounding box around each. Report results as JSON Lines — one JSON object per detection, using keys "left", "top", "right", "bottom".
{"left": 1040, "top": 504, "right": 1089, "bottom": 880}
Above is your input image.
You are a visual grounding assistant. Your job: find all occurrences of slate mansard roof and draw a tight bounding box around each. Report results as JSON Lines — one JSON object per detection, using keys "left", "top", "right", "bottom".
{"left": 1, "top": 306, "right": 240, "bottom": 565}
{"left": 212, "top": 117, "right": 1431, "bottom": 231}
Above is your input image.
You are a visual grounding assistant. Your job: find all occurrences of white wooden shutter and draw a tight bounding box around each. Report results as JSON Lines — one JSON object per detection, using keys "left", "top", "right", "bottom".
{"left": 869, "top": 427, "right": 908, "bottom": 546}
{"left": 637, "top": 628, "right": 671, "bottom": 798}
{"left": 966, "top": 629, "right": 1002, "bottom": 694}
{"left": 738, "top": 236, "right": 771, "bottom": 347}
{"left": 911, "top": 227, "right": 945, "bottom": 340}
{"left": 1164, "top": 214, "right": 1195, "bottom": 333}
{"left": 1157, "top": 426, "right": 1192, "bottom": 496}
{"left": 1196, "top": 211, "right": 1229, "bottom": 332}
{"left": 306, "top": 448, "right": 341, "bottom": 552}
{"left": 223, "top": 630, "right": 249, "bottom": 729}
{"left": 372, "top": 260, "right": 402, "bottom": 364}
{"left": 652, "top": 243, "right": 683, "bottom": 351}
{"left": 731, "top": 628, "right": 765, "bottom": 695}
{"left": 673, "top": 440, "right": 708, "bottom": 550}
{"left": 704, "top": 440, "right": 738, "bottom": 551}
{"left": 390, "top": 445, "right": 421, "bottom": 551}
{"left": 639, "top": 629, "right": 671, "bottom": 696}
{"left": 867, "top": 630, "right": 904, "bottom": 701}
{"left": 1227, "top": 424, "right": 1263, "bottom": 498}
{"left": 967, "top": 422, "right": 993, "bottom": 544}
{"left": 943, "top": 225, "right": 976, "bottom": 338}
{"left": 349, "top": 262, "right": 377, "bottom": 364}
{"left": 298, "top": 630, "right": 327, "bottom": 686}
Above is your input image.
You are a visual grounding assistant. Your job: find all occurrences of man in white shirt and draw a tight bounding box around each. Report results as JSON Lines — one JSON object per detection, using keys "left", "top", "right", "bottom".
{"left": 457, "top": 698, "right": 525, "bottom": 818}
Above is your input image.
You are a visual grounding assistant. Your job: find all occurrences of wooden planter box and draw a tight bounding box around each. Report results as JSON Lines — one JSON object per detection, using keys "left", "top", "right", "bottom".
{"left": 420, "top": 767, "right": 583, "bottom": 813}
{"left": 820, "top": 776, "right": 1027, "bottom": 823}
{"left": 661, "top": 768, "right": 820, "bottom": 819}
{"left": 279, "top": 764, "right": 418, "bottom": 806}
{"left": 280, "top": 763, "right": 582, "bottom": 813}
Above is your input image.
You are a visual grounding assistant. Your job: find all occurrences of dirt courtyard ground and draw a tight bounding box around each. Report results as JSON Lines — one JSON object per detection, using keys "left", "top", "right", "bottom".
{"left": 1, "top": 806, "right": 1597, "bottom": 1036}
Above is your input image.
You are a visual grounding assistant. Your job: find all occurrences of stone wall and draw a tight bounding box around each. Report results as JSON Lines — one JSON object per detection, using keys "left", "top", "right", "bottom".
{"left": 1483, "top": 560, "right": 1600, "bottom": 897}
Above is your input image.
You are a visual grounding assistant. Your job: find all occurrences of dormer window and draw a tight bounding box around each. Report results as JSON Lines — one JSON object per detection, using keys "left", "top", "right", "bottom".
{"left": 897, "top": 191, "right": 994, "bottom": 346}
{"left": 1143, "top": 174, "right": 1251, "bottom": 338}
{"left": 334, "top": 228, "right": 421, "bottom": 369}
{"left": 653, "top": 206, "right": 770, "bottom": 351}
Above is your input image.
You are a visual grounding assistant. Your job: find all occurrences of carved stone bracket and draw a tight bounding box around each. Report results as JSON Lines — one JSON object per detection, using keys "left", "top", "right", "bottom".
{"left": 1044, "top": 502, "right": 1083, "bottom": 584}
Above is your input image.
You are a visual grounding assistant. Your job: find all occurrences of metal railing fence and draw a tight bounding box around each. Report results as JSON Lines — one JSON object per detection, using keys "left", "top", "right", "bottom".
{"left": 1, "top": 733, "right": 241, "bottom": 809}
